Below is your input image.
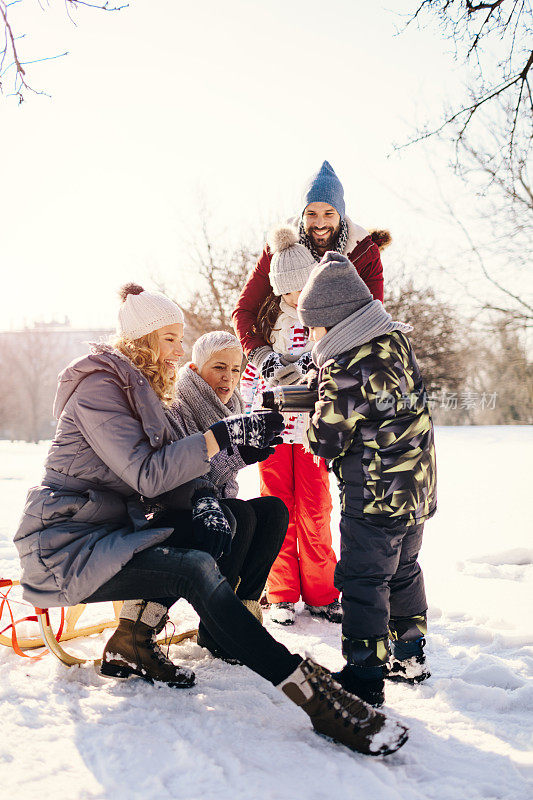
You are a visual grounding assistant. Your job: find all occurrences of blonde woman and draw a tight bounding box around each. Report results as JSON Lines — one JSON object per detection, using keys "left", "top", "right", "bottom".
{"left": 13, "top": 283, "right": 407, "bottom": 757}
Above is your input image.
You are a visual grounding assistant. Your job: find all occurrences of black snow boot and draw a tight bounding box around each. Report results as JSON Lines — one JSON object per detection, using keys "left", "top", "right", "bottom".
{"left": 100, "top": 600, "right": 196, "bottom": 688}
{"left": 387, "top": 638, "right": 431, "bottom": 684}
{"left": 304, "top": 599, "right": 343, "bottom": 623}
{"left": 336, "top": 634, "right": 390, "bottom": 706}
{"left": 387, "top": 615, "right": 431, "bottom": 684}
{"left": 278, "top": 658, "right": 408, "bottom": 756}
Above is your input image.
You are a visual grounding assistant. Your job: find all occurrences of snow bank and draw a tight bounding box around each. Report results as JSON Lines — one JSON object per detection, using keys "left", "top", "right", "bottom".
{"left": 1, "top": 428, "right": 532, "bottom": 799}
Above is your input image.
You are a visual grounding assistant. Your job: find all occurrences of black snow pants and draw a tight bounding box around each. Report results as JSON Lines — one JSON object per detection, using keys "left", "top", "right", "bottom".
{"left": 334, "top": 513, "right": 427, "bottom": 640}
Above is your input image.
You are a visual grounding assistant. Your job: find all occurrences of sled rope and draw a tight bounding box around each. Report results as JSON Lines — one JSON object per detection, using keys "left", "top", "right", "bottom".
{"left": 0, "top": 579, "right": 64, "bottom": 660}
{"left": 1, "top": 578, "right": 196, "bottom": 667}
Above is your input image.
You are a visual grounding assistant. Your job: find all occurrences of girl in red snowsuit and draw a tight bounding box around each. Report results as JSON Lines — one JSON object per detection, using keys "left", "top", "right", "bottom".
{"left": 240, "top": 225, "right": 340, "bottom": 625}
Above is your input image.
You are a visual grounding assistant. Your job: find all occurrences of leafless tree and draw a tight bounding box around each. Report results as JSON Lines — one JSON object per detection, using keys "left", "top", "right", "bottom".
{"left": 397, "top": 1, "right": 532, "bottom": 171}
{"left": 384, "top": 272, "right": 472, "bottom": 396}
{"left": 153, "top": 213, "right": 266, "bottom": 357}
{"left": 0, "top": 328, "right": 73, "bottom": 441}
{"left": 471, "top": 319, "right": 532, "bottom": 423}
{"left": 1, "top": 0, "right": 127, "bottom": 103}
{"left": 429, "top": 101, "right": 533, "bottom": 327}
{"left": 0, "top": 324, "right": 113, "bottom": 442}
{"left": 382, "top": 266, "right": 532, "bottom": 425}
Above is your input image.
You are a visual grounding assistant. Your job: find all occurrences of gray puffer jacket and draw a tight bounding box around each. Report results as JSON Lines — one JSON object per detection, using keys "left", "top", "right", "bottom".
{"left": 13, "top": 346, "right": 211, "bottom": 607}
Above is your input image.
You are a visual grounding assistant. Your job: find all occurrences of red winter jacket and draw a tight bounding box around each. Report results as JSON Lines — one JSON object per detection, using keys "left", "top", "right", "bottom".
{"left": 232, "top": 217, "right": 385, "bottom": 356}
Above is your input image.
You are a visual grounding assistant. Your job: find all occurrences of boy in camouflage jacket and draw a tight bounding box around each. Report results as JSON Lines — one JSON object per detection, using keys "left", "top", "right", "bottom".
{"left": 298, "top": 251, "right": 437, "bottom": 707}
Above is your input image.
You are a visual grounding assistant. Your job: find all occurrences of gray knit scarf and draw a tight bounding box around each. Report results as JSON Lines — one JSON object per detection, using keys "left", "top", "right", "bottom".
{"left": 166, "top": 364, "right": 246, "bottom": 498}
{"left": 169, "top": 364, "right": 244, "bottom": 435}
{"left": 298, "top": 218, "right": 349, "bottom": 262}
{"left": 312, "top": 300, "right": 413, "bottom": 368}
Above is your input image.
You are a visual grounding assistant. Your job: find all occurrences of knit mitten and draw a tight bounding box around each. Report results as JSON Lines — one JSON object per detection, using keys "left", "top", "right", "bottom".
{"left": 295, "top": 350, "right": 314, "bottom": 375}
{"left": 191, "top": 489, "right": 233, "bottom": 560}
{"left": 210, "top": 411, "right": 284, "bottom": 451}
{"left": 237, "top": 443, "right": 277, "bottom": 465}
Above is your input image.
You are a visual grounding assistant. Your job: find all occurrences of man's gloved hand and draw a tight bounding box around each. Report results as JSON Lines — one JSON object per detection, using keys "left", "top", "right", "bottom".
{"left": 210, "top": 410, "right": 284, "bottom": 452}
{"left": 296, "top": 350, "right": 314, "bottom": 375}
{"left": 191, "top": 489, "right": 232, "bottom": 560}
{"left": 299, "top": 367, "right": 319, "bottom": 391}
{"left": 237, "top": 435, "right": 283, "bottom": 465}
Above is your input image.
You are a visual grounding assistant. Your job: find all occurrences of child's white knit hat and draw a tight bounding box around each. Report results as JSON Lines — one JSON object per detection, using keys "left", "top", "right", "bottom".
{"left": 268, "top": 226, "right": 316, "bottom": 296}
{"left": 117, "top": 283, "right": 184, "bottom": 340}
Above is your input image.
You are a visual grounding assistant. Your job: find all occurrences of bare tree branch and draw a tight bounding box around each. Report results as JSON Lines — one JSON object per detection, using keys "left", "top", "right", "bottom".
{"left": 397, "top": 1, "right": 533, "bottom": 173}
{"left": 1, "top": 0, "right": 128, "bottom": 102}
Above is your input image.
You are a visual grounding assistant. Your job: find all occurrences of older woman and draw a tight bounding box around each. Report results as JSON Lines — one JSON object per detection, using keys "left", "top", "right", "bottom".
{"left": 13, "top": 283, "right": 407, "bottom": 757}
{"left": 170, "top": 330, "right": 288, "bottom": 658}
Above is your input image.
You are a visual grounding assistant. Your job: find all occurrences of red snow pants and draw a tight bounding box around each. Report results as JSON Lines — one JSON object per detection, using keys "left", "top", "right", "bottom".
{"left": 261, "top": 443, "right": 338, "bottom": 606}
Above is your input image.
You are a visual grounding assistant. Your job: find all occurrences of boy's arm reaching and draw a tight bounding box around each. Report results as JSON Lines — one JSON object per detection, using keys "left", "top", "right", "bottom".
{"left": 307, "top": 361, "right": 370, "bottom": 460}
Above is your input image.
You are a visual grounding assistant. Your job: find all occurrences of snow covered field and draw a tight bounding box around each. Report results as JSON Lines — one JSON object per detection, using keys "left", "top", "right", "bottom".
{"left": 1, "top": 427, "right": 532, "bottom": 800}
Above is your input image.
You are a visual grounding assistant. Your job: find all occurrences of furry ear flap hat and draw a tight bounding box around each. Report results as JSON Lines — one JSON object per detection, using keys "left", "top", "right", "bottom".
{"left": 302, "top": 160, "right": 345, "bottom": 219}
{"left": 268, "top": 225, "right": 317, "bottom": 296}
{"left": 297, "top": 251, "right": 373, "bottom": 328}
{"left": 117, "top": 283, "right": 184, "bottom": 340}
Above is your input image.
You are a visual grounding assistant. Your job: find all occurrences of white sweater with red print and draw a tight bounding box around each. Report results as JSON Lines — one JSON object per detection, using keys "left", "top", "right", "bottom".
{"left": 240, "top": 300, "right": 312, "bottom": 445}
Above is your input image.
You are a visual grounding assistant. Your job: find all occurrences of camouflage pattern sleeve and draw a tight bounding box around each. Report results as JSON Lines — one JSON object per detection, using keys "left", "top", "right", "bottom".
{"left": 307, "top": 360, "right": 370, "bottom": 460}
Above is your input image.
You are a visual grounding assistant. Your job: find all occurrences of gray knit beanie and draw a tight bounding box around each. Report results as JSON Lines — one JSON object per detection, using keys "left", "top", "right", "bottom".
{"left": 268, "top": 225, "right": 317, "bottom": 296}
{"left": 297, "top": 251, "right": 373, "bottom": 328}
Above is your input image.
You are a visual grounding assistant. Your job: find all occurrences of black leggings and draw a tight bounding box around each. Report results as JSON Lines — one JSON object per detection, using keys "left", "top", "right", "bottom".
{"left": 154, "top": 496, "right": 287, "bottom": 599}
{"left": 197, "top": 496, "right": 287, "bottom": 657}
{"left": 83, "top": 519, "right": 300, "bottom": 686}
{"left": 219, "top": 496, "right": 287, "bottom": 598}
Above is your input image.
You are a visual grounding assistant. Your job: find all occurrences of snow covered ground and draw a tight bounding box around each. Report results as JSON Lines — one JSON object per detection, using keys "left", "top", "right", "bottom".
{"left": 1, "top": 427, "right": 532, "bottom": 800}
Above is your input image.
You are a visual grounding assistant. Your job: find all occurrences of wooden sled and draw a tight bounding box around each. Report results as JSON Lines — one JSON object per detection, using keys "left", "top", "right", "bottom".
{"left": 1, "top": 579, "right": 197, "bottom": 668}
{"left": 36, "top": 607, "right": 198, "bottom": 667}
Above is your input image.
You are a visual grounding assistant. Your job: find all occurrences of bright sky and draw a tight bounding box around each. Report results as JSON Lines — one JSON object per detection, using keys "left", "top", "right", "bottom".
{"left": 0, "top": 0, "right": 498, "bottom": 330}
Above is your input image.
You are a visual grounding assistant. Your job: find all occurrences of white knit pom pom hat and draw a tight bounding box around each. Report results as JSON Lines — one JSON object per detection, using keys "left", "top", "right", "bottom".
{"left": 117, "top": 283, "right": 185, "bottom": 340}
{"left": 268, "top": 225, "right": 317, "bottom": 296}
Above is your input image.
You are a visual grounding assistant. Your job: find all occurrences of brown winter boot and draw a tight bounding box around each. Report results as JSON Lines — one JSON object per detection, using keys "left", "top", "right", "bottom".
{"left": 100, "top": 600, "right": 195, "bottom": 688}
{"left": 278, "top": 658, "right": 408, "bottom": 756}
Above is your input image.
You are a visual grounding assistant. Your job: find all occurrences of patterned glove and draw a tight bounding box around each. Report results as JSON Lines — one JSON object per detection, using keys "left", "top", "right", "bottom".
{"left": 237, "top": 436, "right": 282, "bottom": 465}
{"left": 296, "top": 351, "right": 314, "bottom": 375}
{"left": 191, "top": 489, "right": 232, "bottom": 560}
{"left": 259, "top": 350, "right": 302, "bottom": 387}
{"left": 210, "top": 410, "right": 284, "bottom": 452}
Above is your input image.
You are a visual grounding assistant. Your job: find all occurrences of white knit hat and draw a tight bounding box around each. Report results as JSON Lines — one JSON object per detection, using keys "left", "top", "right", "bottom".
{"left": 268, "top": 225, "right": 316, "bottom": 296}
{"left": 117, "top": 283, "right": 184, "bottom": 340}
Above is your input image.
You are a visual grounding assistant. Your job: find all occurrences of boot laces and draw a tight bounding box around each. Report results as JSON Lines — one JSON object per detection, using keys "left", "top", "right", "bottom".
{"left": 305, "top": 662, "right": 373, "bottom": 727}
{"left": 149, "top": 629, "right": 175, "bottom": 666}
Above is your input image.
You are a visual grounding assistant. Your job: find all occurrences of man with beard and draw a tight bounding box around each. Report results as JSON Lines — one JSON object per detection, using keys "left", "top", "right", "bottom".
{"left": 232, "top": 161, "right": 387, "bottom": 383}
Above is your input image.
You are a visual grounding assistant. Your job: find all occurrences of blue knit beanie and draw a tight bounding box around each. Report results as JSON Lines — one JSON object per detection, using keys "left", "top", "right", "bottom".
{"left": 302, "top": 160, "right": 345, "bottom": 219}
